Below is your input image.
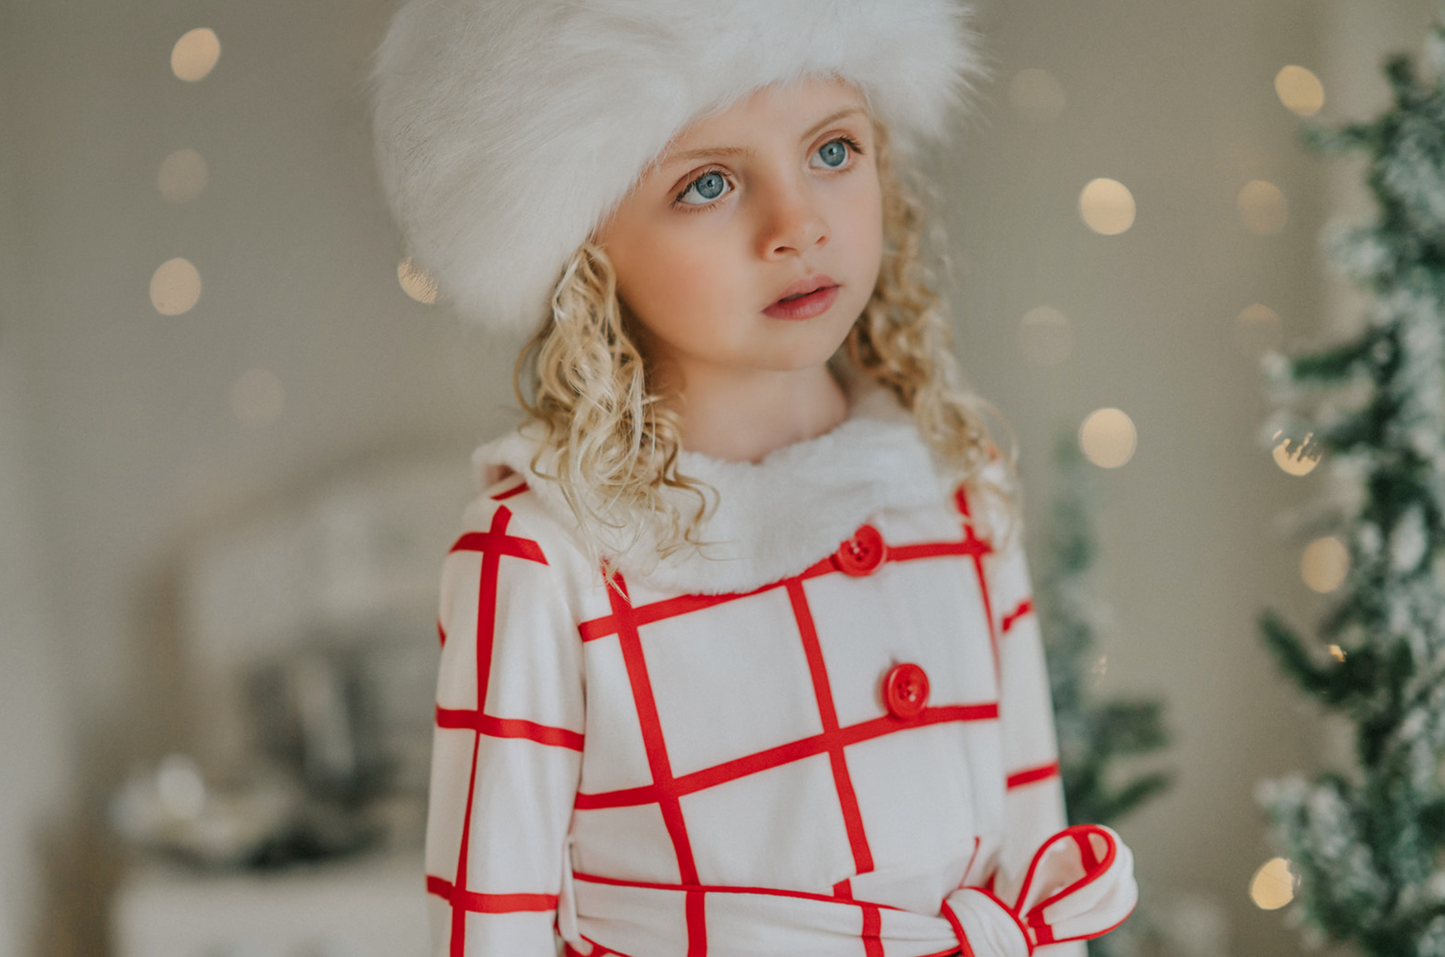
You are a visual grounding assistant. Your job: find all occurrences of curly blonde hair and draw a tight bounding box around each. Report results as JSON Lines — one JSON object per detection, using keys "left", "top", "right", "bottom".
{"left": 514, "top": 123, "right": 1010, "bottom": 561}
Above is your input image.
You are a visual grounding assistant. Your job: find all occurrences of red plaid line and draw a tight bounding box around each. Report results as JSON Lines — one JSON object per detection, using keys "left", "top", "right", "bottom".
{"left": 1006, "top": 760, "right": 1060, "bottom": 790}
{"left": 426, "top": 874, "right": 558, "bottom": 913}
{"left": 1000, "top": 599, "right": 1034, "bottom": 634}
{"left": 952, "top": 487, "right": 999, "bottom": 679}
{"left": 432, "top": 488, "right": 573, "bottom": 955}
{"left": 604, "top": 572, "right": 708, "bottom": 956}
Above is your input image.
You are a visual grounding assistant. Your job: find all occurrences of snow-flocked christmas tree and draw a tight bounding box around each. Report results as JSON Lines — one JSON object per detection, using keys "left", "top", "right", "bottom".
{"left": 1258, "top": 24, "right": 1445, "bottom": 955}
{"left": 1036, "top": 434, "right": 1171, "bottom": 957}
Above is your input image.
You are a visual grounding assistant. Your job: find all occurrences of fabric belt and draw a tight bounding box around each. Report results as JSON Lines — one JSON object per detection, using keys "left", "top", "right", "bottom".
{"left": 561, "top": 825, "right": 1137, "bottom": 957}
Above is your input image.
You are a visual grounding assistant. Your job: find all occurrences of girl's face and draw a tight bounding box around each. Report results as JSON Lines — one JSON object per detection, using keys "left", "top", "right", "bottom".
{"left": 596, "top": 76, "right": 883, "bottom": 388}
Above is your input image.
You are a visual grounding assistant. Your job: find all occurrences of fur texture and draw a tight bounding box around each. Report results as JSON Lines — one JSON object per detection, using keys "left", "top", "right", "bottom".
{"left": 473, "top": 383, "right": 961, "bottom": 594}
{"left": 371, "top": 0, "right": 980, "bottom": 333}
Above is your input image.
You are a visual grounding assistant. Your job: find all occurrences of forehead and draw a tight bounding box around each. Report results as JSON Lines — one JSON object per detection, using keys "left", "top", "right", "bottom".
{"left": 659, "top": 76, "right": 871, "bottom": 163}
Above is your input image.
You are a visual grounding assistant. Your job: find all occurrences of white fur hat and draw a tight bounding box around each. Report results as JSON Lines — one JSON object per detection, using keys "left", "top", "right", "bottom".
{"left": 371, "top": 0, "right": 980, "bottom": 334}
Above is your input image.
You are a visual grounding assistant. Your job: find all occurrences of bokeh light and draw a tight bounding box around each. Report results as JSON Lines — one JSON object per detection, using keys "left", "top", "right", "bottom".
{"left": 1079, "top": 178, "right": 1135, "bottom": 236}
{"left": 158, "top": 148, "right": 208, "bottom": 203}
{"left": 1235, "top": 303, "right": 1282, "bottom": 356}
{"left": 1275, "top": 65, "right": 1325, "bottom": 117}
{"left": 1249, "top": 857, "right": 1297, "bottom": 910}
{"left": 171, "top": 28, "right": 221, "bottom": 83}
{"left": 1302, "top": 536, "right": 1349, "bottom": 593}
{"left": 1079, "top": 408, "right": 1137, "bottom": 469}
{"left": 1329, "top": 644, "right": 1347, "bottom": 662}
{"left": 1272, "top": 431, "right": 1320, "bottom": 476}
{"left": 398, "top": 257, "right": 439, "bottom": 304}
{"left": 231, "top": 369, "right": 285, "bottom": 429}
{"left": 150, "top": 258, "right": 202, "bottom": 315}
{"left": 1238, "top": 180, "right": 1288, "bottom": 235}
{"left": 1019, "top": 306, "right": 1071, "bottom": 366}
{"left": 1009, "top": 68, "right": 1066, "bottom": 123}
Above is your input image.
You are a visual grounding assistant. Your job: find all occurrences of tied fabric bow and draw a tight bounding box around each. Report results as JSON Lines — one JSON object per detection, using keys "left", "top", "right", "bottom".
{"left": 940, "top": 825, "right": 1137, "bottom": 956}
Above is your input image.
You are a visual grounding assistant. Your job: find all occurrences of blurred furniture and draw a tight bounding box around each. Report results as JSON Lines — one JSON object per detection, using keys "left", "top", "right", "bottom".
{"left": 111, "top": 850, "right": 429, "bottom": 957}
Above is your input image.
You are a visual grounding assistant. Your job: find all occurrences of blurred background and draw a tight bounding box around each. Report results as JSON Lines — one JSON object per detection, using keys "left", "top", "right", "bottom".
{"left": 0, "top": 0, "right": 1434, "bottom": 954}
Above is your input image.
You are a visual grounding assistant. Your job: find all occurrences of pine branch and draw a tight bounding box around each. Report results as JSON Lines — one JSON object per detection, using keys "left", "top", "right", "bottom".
{"left": 1258, "top": 18, "right": 1445, "bottom": 955}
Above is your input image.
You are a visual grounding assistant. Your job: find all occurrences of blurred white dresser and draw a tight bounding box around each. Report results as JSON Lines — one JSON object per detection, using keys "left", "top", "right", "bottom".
{"left": 111, "top": 851, "right": 430, "bottom": 957}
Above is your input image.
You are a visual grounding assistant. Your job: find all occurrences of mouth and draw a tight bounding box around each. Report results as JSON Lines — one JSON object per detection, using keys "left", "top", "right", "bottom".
{"left": 764, "top": 276, "right": 840, "bottom": 320}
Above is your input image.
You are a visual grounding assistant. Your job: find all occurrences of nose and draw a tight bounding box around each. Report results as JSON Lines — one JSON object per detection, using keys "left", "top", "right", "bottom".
{"left": 757, "top": 176, "right": 829, "bottom": 260}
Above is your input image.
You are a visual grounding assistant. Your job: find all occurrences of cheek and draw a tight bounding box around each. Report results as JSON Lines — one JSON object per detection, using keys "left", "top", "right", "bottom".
{"left": 845, "top": 184, "right": 885, "bottom": 286}
{"left": 621, "top": 227, "right": 736, "bottom": 325}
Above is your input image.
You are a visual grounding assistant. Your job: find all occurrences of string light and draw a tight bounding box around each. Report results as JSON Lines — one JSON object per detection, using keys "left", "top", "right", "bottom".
{"left": 1079, "top": 179, "right": 1135, "bottom": 236}
{"left": 398, "top": 257, "right": 439, "bottom": 304}
{"left": 1009, "top": 68, "right": 1066, "bottom": 124}
{"left": 1239, "top": 180, "right": 1288, "bottom": 235}
{"left": 158, "top": 148, "right": 208, "bottom": 203}
{"left": 1249, "top": 857, "right": 1297, "bottom": 910}
{"left": 150, "top": 258, "right": 202, "bottom": 315}
{"left": 1275, "top": 65, "right": 1325, "bottom": 117}
{"left": 1235, "top": 304, "right": 1282, "bottom": 356}
{"left": 1019, "top": 306, "right": 1071, "bottom": 366}
{"left": 1079, "top": 408, "right": 1137, "bottom": 469}
{"left": 1302, "top": 537, "right": 1349, "bottom": 593}
{"left": 1272, "top": 430, "right": 1320, "bottom": 476}
{"left": 171, "top": 28, "right": 221, "bottom": 83}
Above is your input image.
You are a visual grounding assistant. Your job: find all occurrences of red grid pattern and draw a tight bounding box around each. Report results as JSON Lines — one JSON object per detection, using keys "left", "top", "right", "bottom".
{"left": 568, "top": 492, "right": 1006, "bottom": 957}
{"left": 430, "top": 482, "right": 1041, "bottom": 957}
{"left": 427, "top": 488, "right": 588, "bottom": 954}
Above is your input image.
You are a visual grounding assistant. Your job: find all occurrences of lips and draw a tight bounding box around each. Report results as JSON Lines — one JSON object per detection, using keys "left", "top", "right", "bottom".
{"left": 764, "top": 275, "right": 840, "bottom": 320}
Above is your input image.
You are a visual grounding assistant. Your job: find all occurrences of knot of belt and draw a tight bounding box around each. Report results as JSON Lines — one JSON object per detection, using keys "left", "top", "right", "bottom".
{"left": 940, "top": 825, "right": 1137, "bottom": 956}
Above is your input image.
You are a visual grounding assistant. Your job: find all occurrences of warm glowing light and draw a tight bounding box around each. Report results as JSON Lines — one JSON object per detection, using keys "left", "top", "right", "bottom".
{"left": 1302, "top": 536, "right": 1349, "bottom": 593}
{"left": 1329, "top": 644, "right": 1346, "bottom": 662}
{"left": 1275, "top": 66, "right": 1325, "bottom": 117}
{"left": 1239, "top": 180, "right": 1288, "bottom": 235}
{"left": 1272, "top": 430, "right": 1320, "bottom": 476}
{"left": 158, "top": 148, "right": 208, "bottom": 203}
{"left": 1019, "top": 306, "right": 1071, "bottom": 366}
{"left": 1249, "top": 857, "right": 1297, "bottom": 910}
{"left": 1079, "top": 408, "right": 1137, "bottom": 469}
{"left": 1079, "top": 178, "right": 1135, "bottom": 236}
{"left": 171, "top": 28, "right": 221, "bottom": 82}
{"left": 231, "top": 369, "right": 285, "bottom": 429}
{"left": 150, "top": 258, "right": 202, "bottom": 315}
{"left": 1235, "top": 304, "right": 1282, "bottom": 356}
{"left": 398, "top": 257, "right": 439, "bottom": 304}
{"left": 1009, "top": 68, "right": 1066, "bottom": 123}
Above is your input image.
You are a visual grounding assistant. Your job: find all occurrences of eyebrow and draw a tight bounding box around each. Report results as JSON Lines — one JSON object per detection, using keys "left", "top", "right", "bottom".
{"left": 662, "top": 106, "right": 869, "bottom": 165}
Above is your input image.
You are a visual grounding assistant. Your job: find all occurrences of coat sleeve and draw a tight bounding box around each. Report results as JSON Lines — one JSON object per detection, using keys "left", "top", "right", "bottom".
{"left": 949, "top": 480, "right": 1132, "bottom": 957}
{"left": 424, "top": 488, "right": 585, "bottom": 957}
{"left": 985, "top": 514, "right": 1069, "bottom": 894}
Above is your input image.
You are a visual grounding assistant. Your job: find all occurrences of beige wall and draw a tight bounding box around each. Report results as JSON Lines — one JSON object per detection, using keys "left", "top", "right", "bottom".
{"left": 0, "top": 0, "right": 1436, "bottom": 953}
{"left": 0, "top": 2, "right": 72, "bottom": 954}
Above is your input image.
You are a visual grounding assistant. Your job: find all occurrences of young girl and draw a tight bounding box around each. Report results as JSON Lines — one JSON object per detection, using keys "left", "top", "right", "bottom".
{"left": 371, "top": 2, "right": 1137, "bottom": 955}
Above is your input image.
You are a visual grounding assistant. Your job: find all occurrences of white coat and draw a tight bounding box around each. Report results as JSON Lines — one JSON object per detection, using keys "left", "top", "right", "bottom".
{"left": 423, "top": 388, "right": 1136, "bottom": 957}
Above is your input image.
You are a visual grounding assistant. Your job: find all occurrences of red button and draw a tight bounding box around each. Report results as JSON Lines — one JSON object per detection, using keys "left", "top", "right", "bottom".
{"left": 883, "top": 663, "right": 929, "bottom": 719}
{"left": 834, "top": 524, "right": 886, "bottom": 576}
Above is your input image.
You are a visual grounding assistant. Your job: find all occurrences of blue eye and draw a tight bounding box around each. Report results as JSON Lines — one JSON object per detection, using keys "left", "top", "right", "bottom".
{"left": 813, "top": 139, "right": 850, "bottom": 169}
{"left": 678, "top": 171, "right": 730, "bottom": 206}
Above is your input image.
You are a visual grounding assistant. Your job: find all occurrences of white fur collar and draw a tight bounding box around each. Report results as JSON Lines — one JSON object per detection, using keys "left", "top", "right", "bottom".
{"left": 473, "top": 385, "right": 954, "bottom": 595}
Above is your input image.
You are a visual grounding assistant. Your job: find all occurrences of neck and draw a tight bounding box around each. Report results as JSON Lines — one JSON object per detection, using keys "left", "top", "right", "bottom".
{"left": 667, "top": 362, "right": 848, "bottom": 463}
